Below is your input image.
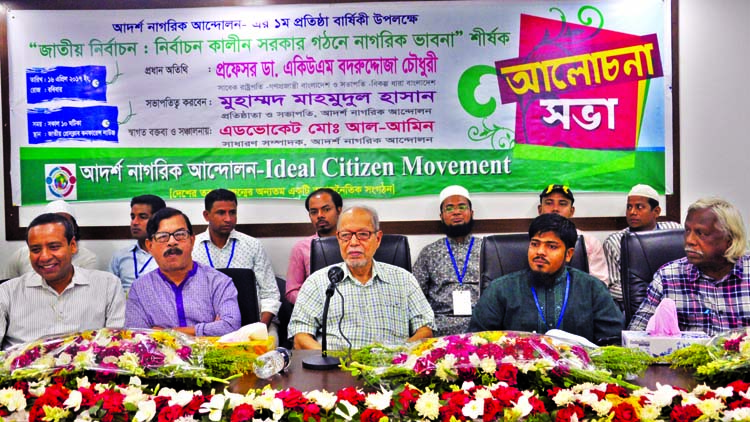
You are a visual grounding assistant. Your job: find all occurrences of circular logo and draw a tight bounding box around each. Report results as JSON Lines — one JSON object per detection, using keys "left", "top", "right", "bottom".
{"left": 45, "top": 166, "right": 77, "bottom": 198}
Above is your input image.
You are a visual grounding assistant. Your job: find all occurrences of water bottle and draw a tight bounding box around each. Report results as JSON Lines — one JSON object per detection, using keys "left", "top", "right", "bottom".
{"left": 253, "top": 347, "right": 292, "bottom": 379}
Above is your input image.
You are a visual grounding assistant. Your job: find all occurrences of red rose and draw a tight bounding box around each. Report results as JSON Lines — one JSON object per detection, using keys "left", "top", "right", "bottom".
{"left": 276, "top": 388, "right": 308, "bottom": 409}
{"left": 360, "top": 408, "right": 386, "bottom": 422}
{"left": 182, "top": 395, "right": 208, "bottom": 417}
{"left": 491, "top": 386, "right": 522, "bottom": 406}
{"left": 158, "top": 404, "right": 184, "bottom": 422}
{"left": 230, "top": 403, "right": 255, "bottom": 422}
{"left": 605, "top": 384, "right": 629, "bottom": 398}
{"left": 483, "top": 398, "right": 504, "bottom": 421}
{"left": 728, "top": 380, "right": 750, "bottom": 394}
{"left": 729, "top": 398, "right": 750, "bottom": 410}
{"left": 670, "top": 404, "right": 703, "bottom": 422}
{"left": 529, "top": 396, "right": 548, "bottom": 414}
{"left": 337, "top": 387, "right": 366, "bottom": 406}
{"left": 612, "top": 402, "right": 638, "bottom": 422}
{"left": 495, "top": 363, "right": 518, "bottom": 385}
{"left": 556, "top": 404, "right": 585, "bottom": 422}
{"left": 396, "top": 385, "right": 420, "bottom": 414}
{"left": 303, "top": 402, "right": 321, "bottom": 422}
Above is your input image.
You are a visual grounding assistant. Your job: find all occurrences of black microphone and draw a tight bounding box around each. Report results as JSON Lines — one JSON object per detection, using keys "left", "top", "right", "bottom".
{"left": 302, "top": 266, "right": 345, "bottom": 370}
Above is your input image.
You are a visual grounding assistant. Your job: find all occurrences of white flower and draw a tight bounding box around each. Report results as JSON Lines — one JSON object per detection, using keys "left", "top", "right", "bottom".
{"left": 696, "top": 397, "right": 725, "bottom": 419}
{"left": 511, "top": 391, "right": 535, "bottom": 419}
{"left": 0, "top": 387, "right": 26, "bottom": 412}
{"left": 714, "top": 386, "right": 735, "bottom": 398}
{"left": 334, "top": 400, "right": 358, "bottom": 421}
{"left": 157, "top": 387, "right": 178, "bottom": 397}
{"left": 470, "top": 334, "right": 488, "bottom": 345}
{"left": 576, "top": 390, "right": 601, "bottom": 407}
{"left": 28, "top": 380, "right": 48, "bottom": 397}
{"left": 118, "top": 352, "right": 141, "bottom": 372}
{"left": 414, "top": 389, "right": 440, "bottom": 420}
{"left": 102, "top": 355, "right": 119, "bottom": 364}
{"left": 552, "top": 389, "right": 576, "bottom": 407}
{"left": 129, "top": 376, "right": 142, "bottom": 386}
{"left": 306, "top": 389, "right": 337, "bottom": 411}
{"left": 121, "top": 385, "right": 148, "bottom": 407}
{"left": 590, "top": 398, "right": 613, "bottom": 416}
{"left": 72, "top": 350, "right": 94, "bottom": 367}
{"left": 474, "top": 387, "right": 493, "bottom": 401}
{"left": 223, "top": 390, "right": 251, "bottom": 408}
{"left": 133, "top": 400, "right": 157, "bottom": 422}
{"left": 75, "top": 377, "right": 90, "bottom": 389}
{"left": 55, "top": 352, "right": 72, "bottom": 366}
{"left": 462, "top": 398, "right": 484, "bottom": 420}
{"left": 640, "top": 404, "right": 662, "bottom": 422}
{"left": 365, "top": 389, "right": 393, "bottom": 410}
{"left": 460, "top": 381, "right": 475, "bottom": 391}
{"left": 169, "top": 390, "right": 196, "bottom": 407}
{"left": 649, "top": 383, "right": 681, "bottom": 407}
{"left": 435, "top": 354, "right": 458, "bottom": 381}
{"left": 692, "top": 384, "right": 712, "bottom": 396}
{"left": 723, "top": 407, "right": 750, "bottom": 421}
{"left": 64, "top": 390, "right": 83, "bottom": 411}
{"left": 199, "top": 394, "right": 226, "bottom": 422}
{"left": 479, "top": 356, "right": 497, "bottom": 374}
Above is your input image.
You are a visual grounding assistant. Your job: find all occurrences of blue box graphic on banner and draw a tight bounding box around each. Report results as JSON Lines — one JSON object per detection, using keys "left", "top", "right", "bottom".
{"left": 27, "top": 106, "right": 119, "bottom": 144}
{"left": 26, "top": 66, "right": 107, "bottom": 104}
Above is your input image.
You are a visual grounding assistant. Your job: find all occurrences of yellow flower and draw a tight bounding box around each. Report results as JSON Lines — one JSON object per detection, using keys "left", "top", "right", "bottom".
{"left": 412, "top": 338, "right": 437, "bottom": 356}
{"left": 696, "top": 397, "right": 725, "bottom": 419}
{"left": 150, "top": 331, "right": 178, "bottom": 349}
{"left": 42, "top": 405, "right": 70, "bottom": 421}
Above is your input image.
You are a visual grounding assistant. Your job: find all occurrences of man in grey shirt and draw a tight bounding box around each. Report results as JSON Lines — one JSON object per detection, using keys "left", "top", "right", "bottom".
{"left": 0, "top": 213, "right": 125, "bottom": 350}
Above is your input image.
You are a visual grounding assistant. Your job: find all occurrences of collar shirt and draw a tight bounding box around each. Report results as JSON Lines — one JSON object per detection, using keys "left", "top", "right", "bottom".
{"left": 2, "top": 244, "right": 98, "bottom": 280}
{"left": 469, "top": 267, "right": 623, "bottom": 343}
{"left": 628, "top": 255, "right": 750, "bottom": 335}
{"left": 0, "top": 267, "right": 126, "bottom": 350}
{"left": 579, "top": 229, "right": 609, "bottom": 286}
{"left": 604, "top": 221, "right": 683, "bottom": 302}
{"left": 288, "top": 260, "right": 435, "bottom": 350}
{"left": 109, "top": 242, "right": 158, "bottom": 291}
{"left": 125, "top": 262, "right": 241, "bottom": 337}
{"left": 192, "top": 229, "right": 281, "bottom": 315}
{"left": 413, "top": 235, "right": 482, "bottom": 337}
{"left": 285, "top": 233, "right": 319, "bottom": 304}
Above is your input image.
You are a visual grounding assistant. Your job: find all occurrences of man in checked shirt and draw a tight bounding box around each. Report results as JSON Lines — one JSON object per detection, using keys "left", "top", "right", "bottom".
{"left": 629, "top": 198, "right": 750, "bottom": 335}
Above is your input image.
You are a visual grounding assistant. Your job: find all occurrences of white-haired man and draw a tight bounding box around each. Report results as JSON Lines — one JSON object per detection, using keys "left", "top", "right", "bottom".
{"left": 603, "top": 184, "right": 681, "bottom": 307}
{"left": 629, "top": 198, "right": 750, "bottom": 335}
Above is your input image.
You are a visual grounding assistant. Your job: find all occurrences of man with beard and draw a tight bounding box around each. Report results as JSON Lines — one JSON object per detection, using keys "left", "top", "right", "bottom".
{"left": 109, "top": 195, "right": 166, "bottom": 292}
{"left": 629, "top": 198, "right": 750, "bottom": 336}
{"left": 285, "top": 188, "right": 343, "bottom": 304}
{"left": 192, "top": 189, "right": 280, "bottom": 337}
{"left": 469, "top": 213, "right": 622, "bottom": 343}
{"left": 125, "top": 207, "right": 241, "bottom": 336}
{"left": 414, "top": 185, "right": 482, "bottom": 336}
{"left": 289, "top": 206, "right": 434, "bottom": 350}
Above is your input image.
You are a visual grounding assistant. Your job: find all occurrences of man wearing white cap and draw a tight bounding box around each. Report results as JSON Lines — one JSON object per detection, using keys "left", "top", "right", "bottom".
{"left": 413, "top": 185, "right": 482, "bottom": 336}
{"left": 603, "top": 184, "right": 681, "bottom": 306}
{"left": 2, "top": 200, "right": 98, "bottom": 279}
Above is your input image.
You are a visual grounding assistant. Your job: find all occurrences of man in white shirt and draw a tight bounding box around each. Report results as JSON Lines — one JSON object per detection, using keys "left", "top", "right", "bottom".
{"left": 192, "top": 189, "right": 281, "bottom": 341}
{"left": 0, "top": 213, "right": 125, "bottom": 349}
{"left": 109, "top": 195, "right": 166, "bottom": 291}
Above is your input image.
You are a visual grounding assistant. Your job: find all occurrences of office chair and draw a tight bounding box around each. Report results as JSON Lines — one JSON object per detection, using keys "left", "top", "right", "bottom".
{"left": 620, "top": 228, "right": 686, "bottom": 324}
{"left": 216, "top": 268, "right": 260, "bottom": 326}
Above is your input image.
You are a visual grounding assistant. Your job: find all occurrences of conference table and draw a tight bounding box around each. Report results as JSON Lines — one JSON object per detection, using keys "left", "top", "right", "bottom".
{"left": 229, "top": 350, "right": 696, "bottom": 394}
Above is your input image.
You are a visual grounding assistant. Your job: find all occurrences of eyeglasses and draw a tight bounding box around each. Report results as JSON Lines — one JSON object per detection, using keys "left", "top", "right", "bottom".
{"left": 337, "top": 231, "right": 377, "bottom": 242}
{"left": 151, "top": 229, "right": 191, "bottom": 243}
{"left": 443, "top": 204, "right": 469, "bottom": 213}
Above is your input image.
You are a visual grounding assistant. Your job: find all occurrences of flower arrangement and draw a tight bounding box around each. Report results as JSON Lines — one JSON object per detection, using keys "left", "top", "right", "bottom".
{"left": 666, "top": 327, "right": 750, "bottom": 385}
{"left": 341, "top": 331, "right": 648, "bottom": 393}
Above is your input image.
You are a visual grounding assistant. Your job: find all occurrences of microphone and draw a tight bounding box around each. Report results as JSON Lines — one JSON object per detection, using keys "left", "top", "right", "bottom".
{"left": 303, "top": 266, "right": 345, "bottom": 370}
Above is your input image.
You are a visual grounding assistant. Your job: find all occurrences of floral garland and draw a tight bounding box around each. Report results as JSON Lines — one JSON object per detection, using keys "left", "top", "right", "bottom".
{"left": 0, "top": 375, "right": 750, "bottom": 421}
{"left": 667, "top": 327, "right": 750, "bottom": 386}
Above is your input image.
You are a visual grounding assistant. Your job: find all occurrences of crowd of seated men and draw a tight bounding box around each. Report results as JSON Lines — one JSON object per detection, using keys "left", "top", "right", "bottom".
{"left": 1, "top": 183, "right": 747, "bottom": 352}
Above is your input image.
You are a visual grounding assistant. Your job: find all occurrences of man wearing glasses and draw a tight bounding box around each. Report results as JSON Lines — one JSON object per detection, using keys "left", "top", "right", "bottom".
{"left": 289, "top": 205, "right": 434, "bottom": 350}
{"left": 413, "top": 185, "right": 482, "bottom": 336}
{"left": 125, "top": 207, "right": 241, "bottom": 336}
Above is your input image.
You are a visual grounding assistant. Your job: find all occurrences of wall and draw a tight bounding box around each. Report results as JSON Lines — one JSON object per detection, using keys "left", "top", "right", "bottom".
{"left": 1, "top": 0, "right": 747, "bottom": 276}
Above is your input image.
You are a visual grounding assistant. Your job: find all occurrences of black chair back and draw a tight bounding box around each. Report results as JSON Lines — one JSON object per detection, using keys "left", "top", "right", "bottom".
{"left": 310, "top": 234, "right": 412, "bottom": 274}
{"left": 217, "top": 268, "right": 260, "bottom": 326}
{"left": 621, "top": 228, "right": 686, "bottom": 324}
{"left": 276, "top": 276, "right": 294, "bottom": 349}
{"left": 480, "top": 234, "right": 588, "bottom": 293}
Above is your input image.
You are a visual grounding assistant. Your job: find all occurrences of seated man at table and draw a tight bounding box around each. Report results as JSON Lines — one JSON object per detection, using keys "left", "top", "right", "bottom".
{"left": 289, "top": 205, "right": 434, "bottom": 350}
{"left": 469, "top": 213, "right": 623, "bottom": 343}
{"left": 125, "top": 207, "right": 241, "bottom": 336}
{"left": 0, "top": 213, "right": 125, "bottom": 349}
{"left": 629, "top": 198, "right": 750, "bottom": 336}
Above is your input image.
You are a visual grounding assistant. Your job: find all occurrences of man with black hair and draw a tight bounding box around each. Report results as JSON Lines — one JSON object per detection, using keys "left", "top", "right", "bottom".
{"left": 414, "top": 185, "right": 482, "bottom": 336}
{"left": 469, "top": 213, "right": 622, "bottom": 343}
{"left": 603, "top": 184, "right": 681, "bottom": 306}
{"left": 126, "top": 207, "right": 240, "bottom": 336}
{"left": 109, "top": 195, "right": 167, "bottom": 292}
{"left": 3, "top": 200, "right": 98, "bottom": 279}
{"left": 285, "top": 187, "right": 343, "bottom": 303}
{"left": 192, "top": 189, "right": 280, "bottom": 336}
{"left": 0, "top": 213, "right": 125, "bottom": 349}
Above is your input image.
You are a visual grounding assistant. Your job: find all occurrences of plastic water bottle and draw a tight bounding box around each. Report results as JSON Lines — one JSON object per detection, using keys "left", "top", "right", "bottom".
{"left": 253, "top": 347, "right": 292, "bottom": 379}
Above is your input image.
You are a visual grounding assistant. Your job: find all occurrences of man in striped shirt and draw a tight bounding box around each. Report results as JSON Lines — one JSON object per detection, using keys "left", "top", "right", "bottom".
{"left": 0, "top": 213, "right": 125, "bottom": 350}
{"left": 629, "top": 198, "right": 750, "bottom": 335}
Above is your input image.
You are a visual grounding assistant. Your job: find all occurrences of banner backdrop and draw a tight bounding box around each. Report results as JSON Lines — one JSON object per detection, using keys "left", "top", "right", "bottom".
{"left": 7, "top": 0, "right": 671, "bottom": 205}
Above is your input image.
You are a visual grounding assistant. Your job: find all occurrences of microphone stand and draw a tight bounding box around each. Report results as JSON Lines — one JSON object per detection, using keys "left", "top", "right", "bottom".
{"left": 303, "top": 269, "right": 343, "bottom": 370}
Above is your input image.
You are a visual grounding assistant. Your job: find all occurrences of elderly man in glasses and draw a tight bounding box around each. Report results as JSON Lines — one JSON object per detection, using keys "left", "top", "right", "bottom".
{"left": 125, "top": 207, "right": 241, "bottom": 336}
{"left": 289, "top": 205, "right": 434, "bottom": 350}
